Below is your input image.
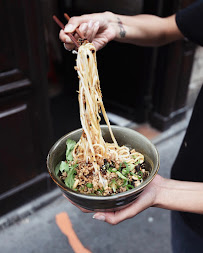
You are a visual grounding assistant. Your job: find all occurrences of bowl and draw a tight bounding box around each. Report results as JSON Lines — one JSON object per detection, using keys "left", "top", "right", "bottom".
{"left": 47, "top": 125, "right": 159, "bottom": 211}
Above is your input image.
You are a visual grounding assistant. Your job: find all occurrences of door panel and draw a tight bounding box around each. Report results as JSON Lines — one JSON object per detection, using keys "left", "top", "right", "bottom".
{"left": 0, "top": 0, "right": 53, "bottom": 215}
{"left": 0, "top": 101, "right": 36, "bottom": 193}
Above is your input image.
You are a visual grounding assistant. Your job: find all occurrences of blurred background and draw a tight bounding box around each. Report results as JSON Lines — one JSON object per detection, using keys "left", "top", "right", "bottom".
{"left": 0, "top": 0, "right": 202, "bottom": 252}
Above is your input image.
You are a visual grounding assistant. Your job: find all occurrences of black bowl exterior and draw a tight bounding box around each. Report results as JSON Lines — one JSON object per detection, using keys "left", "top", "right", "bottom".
{"left": 62, "top": 188, "right": 143, "bottom": 211}
{"left": 47, "top": 125, "right": 159, "bottom": 211}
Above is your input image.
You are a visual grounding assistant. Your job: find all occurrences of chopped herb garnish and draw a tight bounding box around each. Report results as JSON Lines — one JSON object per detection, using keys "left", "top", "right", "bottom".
{"left": 122, "top": 179, "right": 128, "bottom": 187}
{"left": 108, "top": 167, "right": 117, "bottom": 173}
{"left": 66, "top": 139, "right": 76, "bottom": 162}
{"left": 116, "top": 171, "right": 128, "bottom": 180}
{"left": 110, "top": 179, "right": 118, "bottom": 193}
{"left": 59, "top": 161, "right": 70, "bottom": 173}
{"left": 97, "top": 188, "right": 104, "bottom": 193}
{"left": 86, "top": 183, "right": 93, "bottom": 188}
{"left": 137, "top": 171, "right": 143, "bottom": 179}
{"left": 64, "top": 165, "right": 77, "bottom": 188}
{"left": 55, "top": 137, "right": 148, "bottom": 196}
{"left": 55, "top": 162, "right": 61, "bottom": 176}
{"left": 126, "top": 184, "right": 134, "bottom": 190}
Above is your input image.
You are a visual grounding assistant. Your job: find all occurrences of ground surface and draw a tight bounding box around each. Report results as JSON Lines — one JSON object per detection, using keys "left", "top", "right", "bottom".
{"left": 0, "top": 129, "right": 186, "bottom": 253}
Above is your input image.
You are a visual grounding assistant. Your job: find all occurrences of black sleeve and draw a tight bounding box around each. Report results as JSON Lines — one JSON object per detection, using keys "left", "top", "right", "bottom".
{"left": 176, "top": 0, "right": 203, "bottom": 46}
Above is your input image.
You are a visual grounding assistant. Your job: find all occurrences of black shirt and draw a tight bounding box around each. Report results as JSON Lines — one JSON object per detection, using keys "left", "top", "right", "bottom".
{"left": 171, "top": 0, "right": 203, "bottom": 237}
{"left": 176, "top": 0, "right": 203, "bottom": 46}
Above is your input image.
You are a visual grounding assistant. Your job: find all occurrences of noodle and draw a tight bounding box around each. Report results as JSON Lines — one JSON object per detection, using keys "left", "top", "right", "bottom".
{"left": 57, "top": 42, "right": 149, "bottom": 195}
{"left": 73, "top": 43, "right": 119, "bottom": 178}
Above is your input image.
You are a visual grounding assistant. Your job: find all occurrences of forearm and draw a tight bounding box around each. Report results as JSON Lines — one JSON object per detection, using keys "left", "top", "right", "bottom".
{"left": 109, "top": 12, "right": 184, "bottom": 46}
{"left": 154, "top": 177, "right": 203, "bottom": 214}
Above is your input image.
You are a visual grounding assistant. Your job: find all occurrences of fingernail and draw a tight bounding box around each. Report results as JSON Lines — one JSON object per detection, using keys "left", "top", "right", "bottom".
{"left": 63, "top": 43, "right": 71, "bottom": 51}
{"left": 64, "top": 24, "right": 73, "bottom": 33}
{"left": 93, "top": 213, "right": 105, "bottom": 221}
{"left": 88, "top": 20, "right": 93, "bottom": 28}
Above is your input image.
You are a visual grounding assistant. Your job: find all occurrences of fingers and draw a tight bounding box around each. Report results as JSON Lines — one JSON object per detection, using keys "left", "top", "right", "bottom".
{"left": 87, "top": 21, "right": 100, "bottom": 42}
{"left": 58, "top": 12, "right": 113, "bottom": 51}
{"left": 59, "top": 29, "right": 69, "bottom": 43}
{"left": 78, "top": 23, "right": 88, "bottom": 38}
{"left": 62, "top": 15, "right": 94, "bottom": 42}
{"left": 93, "top": 203, "right": 138, "bottom": 225}
{"left": 64, "top": 15, "right": 91, "bottom": 33}
{"left": 62, "top": 23, "right": 88, "bottom": 51}
{"left": 59, "top": 29, "right": 75, "bottom": 51}
{"left": 59, "top": 18, "right": 101, "bottom": 51}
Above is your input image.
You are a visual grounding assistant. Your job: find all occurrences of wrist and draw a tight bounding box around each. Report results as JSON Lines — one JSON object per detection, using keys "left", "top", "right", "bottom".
{"left": 103, "top": 11, "right": 121, "bottom": 41}
{"left": 151, "top": 174, "right": 166, "bottom": 207}
{"left": 104, "top": 11, "right": 115, "bottom": 22}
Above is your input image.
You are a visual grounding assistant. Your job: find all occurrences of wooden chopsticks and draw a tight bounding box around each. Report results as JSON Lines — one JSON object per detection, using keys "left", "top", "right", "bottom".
{"left": 64, "top": 13, "right": 85, "bottom": 40}
{"left": 53, "top": 14, "right": 86, "bottom": 49}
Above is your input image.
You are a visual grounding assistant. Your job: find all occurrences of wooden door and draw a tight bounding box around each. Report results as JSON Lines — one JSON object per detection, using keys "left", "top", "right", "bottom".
{"left": 0, "top": 0, "right": 53, "bottom": 215}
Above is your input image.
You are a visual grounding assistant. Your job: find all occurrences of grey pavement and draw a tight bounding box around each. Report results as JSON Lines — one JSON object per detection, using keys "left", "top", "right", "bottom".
{"left": 0, "top": 112, "right": 190, "bottom": 253}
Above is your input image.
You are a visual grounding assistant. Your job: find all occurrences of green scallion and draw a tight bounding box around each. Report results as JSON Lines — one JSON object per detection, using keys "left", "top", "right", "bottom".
{"left": 116, "top": 171, "right": 128, "bottom": 180}
{"left": 108, "top": 167, "right": 117, "bottom": 173}
{"left": 137, "top": 171, "right": 143, "bottom": 179}
{"left": 86, "top": 183, "right": 93, "bottom": 188}
{"left": 126, "top": 184, "right": 134, "bottom": 190}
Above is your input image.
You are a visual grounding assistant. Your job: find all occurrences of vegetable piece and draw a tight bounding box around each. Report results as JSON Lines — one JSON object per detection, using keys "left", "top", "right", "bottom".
{"left": 122, "top": 179, "right": 128, "bottom": 187}
{"left": 64, "top": 166, "right": 77, "bottom": 188}
{"left": 108, "top": 167, "right": 117, "bottom": 173}
{"left": 110, "top": 179, "right": 117, "bottom": 193}
{"left": 126, "top": 184, "right": 134, "bottom": 190}
{"left": 122, "top": 168, "right": 127, "bottom": 175}
{"left": 137, "top": 171, "right": 143, "bottom": 179}
{"left": 104, "top": 160, "right": 110, "bottom": 170}
{"left": 134, "top": 160, "right": 141, "bottom": 165}
{"left": 123, "top": 162, "right": 129, "bottom": 168}
{"left": 120, "top": 162, "right": 134, "bottom": 175}
{"left": 116, "top": 171, "right": 128, "bottom": 180}
{"left": 59, "top": 161, "right": 70, "bottom": 173}
{"left": 118, "top": 163, "right": 122, "bottom": 172}
{"left": 64, "top": 163, "right": 78, "bottom": 188}
{"left": 86, "top": 183, "right": 93, "bottom": 188}
{"left": 97, "top": 188, "right": 104, "bottom": 194}
{"left": 55, "top": 162, "right": 61, "bottom": 176}
{"left": 66, "top": 139, "right": 76, "bottom": 162}
{"left": 73, "top": 179, "right": 79, "bottom": 189}
{"left": 128, "top": 163, "right": 135, "bottom": 171}
{"left": 132, "top": 174, "right": 139, "bottom": 180}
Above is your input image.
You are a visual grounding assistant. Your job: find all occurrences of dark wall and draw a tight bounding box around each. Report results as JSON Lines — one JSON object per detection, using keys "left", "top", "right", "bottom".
{"left": 0, "top": 0, "right": 54, "bottom": 216}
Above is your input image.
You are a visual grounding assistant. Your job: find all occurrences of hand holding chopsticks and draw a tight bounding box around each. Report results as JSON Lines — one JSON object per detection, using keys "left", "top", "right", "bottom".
{"left": 55, "top": 12, "right": 116, "bottom": 51}
{"left": 53, "top": 14, "right": 85, "bottom": 49}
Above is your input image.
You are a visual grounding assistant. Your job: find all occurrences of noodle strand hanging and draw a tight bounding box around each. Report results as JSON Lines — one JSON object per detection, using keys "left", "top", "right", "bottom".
{"left": 56, "top": 42, "right": 149, "bottom": 195}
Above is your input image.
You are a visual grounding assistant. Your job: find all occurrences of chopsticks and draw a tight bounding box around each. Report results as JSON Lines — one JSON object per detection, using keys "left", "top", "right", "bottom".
{"left": 53, "top": 14, "right": 86, "bottom": 49}
{"left": 64, "top": 13, "right": 85, "bottom": 40}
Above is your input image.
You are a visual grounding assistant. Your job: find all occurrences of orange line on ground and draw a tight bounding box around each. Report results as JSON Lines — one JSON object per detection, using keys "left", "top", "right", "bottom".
{"left": 55, "top": 212, "right": 92, "bottom": 253}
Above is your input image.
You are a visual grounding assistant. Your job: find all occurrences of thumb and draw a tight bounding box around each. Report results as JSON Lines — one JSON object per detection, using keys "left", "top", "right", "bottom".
{"left": 93, "top": 208, "right": 136, "bottom": 225}
{"left": 92, "top": 194, "right": 150, "bottom": 225}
